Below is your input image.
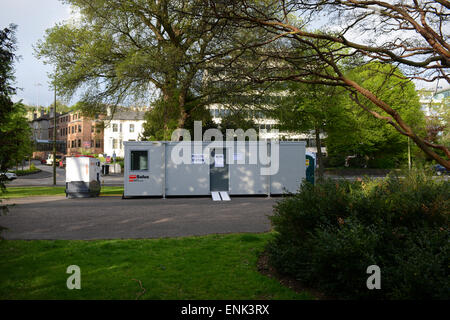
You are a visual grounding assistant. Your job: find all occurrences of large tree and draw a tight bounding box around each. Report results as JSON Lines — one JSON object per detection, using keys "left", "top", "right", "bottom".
{"left": 267, "top": 80, "right": 345, "bottom": 179}
{"left": 208, "top": 0, "right": 450, "bottom": 169}
{"left": 325, "top": 63, "right": 425, "bottom": 168}
{"left": 35, "top": 0, "right": 241, "bottom": 136}
{"left": 0, "top": 25, "right": 32, "bottom": 216}
{"left": 0, "top": 24, "right": 17, "bottom": 213}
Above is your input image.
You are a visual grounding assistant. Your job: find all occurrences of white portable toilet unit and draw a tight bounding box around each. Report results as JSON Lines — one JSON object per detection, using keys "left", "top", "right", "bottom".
{"left": 66, "top": 156, "right": 102, "bottom": 198}
{"left": 123, "top": 141, "right": 306, "bottom": 198}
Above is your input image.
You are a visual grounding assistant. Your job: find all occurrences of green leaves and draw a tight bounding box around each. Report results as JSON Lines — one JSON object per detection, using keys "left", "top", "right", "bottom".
{"left": 268, "top": 172, "right": 449, "bottom": 299}
{"left": 35, "top": 0, "right": 228, "bottom": 128}
{"left": 326, "top": 62, "right": 425, "bottom": 168}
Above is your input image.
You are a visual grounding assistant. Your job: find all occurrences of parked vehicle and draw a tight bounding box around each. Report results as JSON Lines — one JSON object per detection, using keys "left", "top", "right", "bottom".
{"left": 433, "top": 164, "right": 449, "bottom": 176}
{"left": 46, "top": 154, "right": 62, "bottom": 166}
{"left": 0, "top": 172, "right": 18, "bottom": 180}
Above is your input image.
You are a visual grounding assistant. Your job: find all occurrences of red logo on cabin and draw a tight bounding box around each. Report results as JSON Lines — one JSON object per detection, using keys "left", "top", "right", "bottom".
{"left": 129, "top": 175, "right": 137, "bottom": 182}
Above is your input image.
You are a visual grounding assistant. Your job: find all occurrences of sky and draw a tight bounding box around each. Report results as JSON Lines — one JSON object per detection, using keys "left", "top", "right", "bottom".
{"left": 1, "top": 0, "right": 73, "bottom": 107}
{"left": 2, "top": 1, "right": 445, "bottom": 108}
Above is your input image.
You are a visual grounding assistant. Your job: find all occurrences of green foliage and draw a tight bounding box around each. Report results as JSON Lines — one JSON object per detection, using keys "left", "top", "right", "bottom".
{"left": 271, "top": 81, "right": 345, "bottom": 135}
{"left": 48, "top": 100, "right": 72, "bottom": 113}
{"left": 0, "top": 25, "right": 32, "bottom": 215}
{"left": 219, "top": 110, "right": 258, "bottom": 135}
{"left": 0, "top": 23, "right": 16, "bottom": 215}
{"left": 0, "top": 24, "right": 17, "bottom": 176}
{"left": 1, "top": 102, "right": 33, "bottom": 165}
{"left": 325, "top": 63, "right": 426, "bottom": 168}
{"left": 11, "top": 164, "right": 40, "bottom": 176}
{"left": 35, "top": 0, "right": 236, "bottom": 131}
{"left": 268, "top": 170, "right": 449, "bottom": 299}
{"left": 142, "top": 94, "right": 217, "bottom": 141}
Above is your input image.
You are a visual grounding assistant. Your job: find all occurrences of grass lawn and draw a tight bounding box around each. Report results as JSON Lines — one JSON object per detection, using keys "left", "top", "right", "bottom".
{"left": 1, "top": 186, "right": 124, "bottom": 198}
{"left": 0, "top": 233, "right": 313, "bottom": 300}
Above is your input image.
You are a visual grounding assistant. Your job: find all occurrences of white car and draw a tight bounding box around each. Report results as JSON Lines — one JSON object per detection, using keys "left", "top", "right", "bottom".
{"left": 0, "top": 172, "right": 18, "bottom": 180}
{"left": 46, "top": 154, "right": 62, "bottom": 166}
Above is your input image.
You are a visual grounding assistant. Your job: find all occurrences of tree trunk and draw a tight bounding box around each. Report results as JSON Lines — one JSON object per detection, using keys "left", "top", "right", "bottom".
{"left": 314, "top": 124, "right": 324, "bottom": 181}
{"left": 177, "top": 93, "right": 188, "bottom": 129}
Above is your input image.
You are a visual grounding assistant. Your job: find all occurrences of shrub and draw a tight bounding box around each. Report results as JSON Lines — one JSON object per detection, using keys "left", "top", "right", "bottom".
{"left": 11, "top": 164, "right": 40, "bottom": 176}
{"left": 367, "top": 157, "right": 398, "bottom": 169}
{"left": 267, "top": 170, "right": 449, "bottom": 299}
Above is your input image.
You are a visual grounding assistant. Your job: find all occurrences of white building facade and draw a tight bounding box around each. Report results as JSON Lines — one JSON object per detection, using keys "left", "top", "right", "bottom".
{"left": 103, "top": 110, "right": 146, "bottom": 158}
{"left": 207, "top": 104, "right": 327, "bottom": 156}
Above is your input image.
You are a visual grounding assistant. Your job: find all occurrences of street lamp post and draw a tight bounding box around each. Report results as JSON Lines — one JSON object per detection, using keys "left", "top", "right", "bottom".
{"left": 53, "top": 83, "right": 57, "bottom": 185}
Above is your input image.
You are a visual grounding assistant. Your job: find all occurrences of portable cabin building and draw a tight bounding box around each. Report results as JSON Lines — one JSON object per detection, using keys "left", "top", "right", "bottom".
{"left": 66, "top": 156, "right": 102, "bottom": 198}
{"left": 123, "top": 141, "right": 306, "bottom": 198}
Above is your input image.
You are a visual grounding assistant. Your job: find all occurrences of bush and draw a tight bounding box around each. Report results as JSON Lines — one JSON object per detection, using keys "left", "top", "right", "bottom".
{"left": 267, "top": 170, "right": 449, "bottom": 299}
{"left": 11, "top": 164, "right": 40, "bottom": 176}
{"left": 367, "top": 157, "right": 398, "bottom": 169}
{"left": 114, "top": 157, "right": 124, "bottom": 170}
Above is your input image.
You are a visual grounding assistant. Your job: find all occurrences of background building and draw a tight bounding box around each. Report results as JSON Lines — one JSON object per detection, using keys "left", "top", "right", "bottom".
{"left": 47, "top": 108, "right": 68, "bottom": 155}
{"left": 66, "top": 111, "right": 104, "bottom": 156}
{"left": 207, "top": 105, "right": 327, "bottom": 156}
{"left": 103, "top": 108, "right": 146, "bottom": 158}
{"left": 30, "top": 108, "right": 50, "bottom": 141}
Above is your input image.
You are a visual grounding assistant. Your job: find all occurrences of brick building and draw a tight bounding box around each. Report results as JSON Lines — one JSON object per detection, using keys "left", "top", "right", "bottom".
{"left": 66, "top": 111, "right": 104, "bottom": 156}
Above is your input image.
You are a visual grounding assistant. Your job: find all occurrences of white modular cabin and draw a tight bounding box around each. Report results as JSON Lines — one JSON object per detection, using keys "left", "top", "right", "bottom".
{"left": 65, "top": 156, "right": 102, "bottom": 198}
{"left": 123, "top": 141, "right": 306, "bottom": 198}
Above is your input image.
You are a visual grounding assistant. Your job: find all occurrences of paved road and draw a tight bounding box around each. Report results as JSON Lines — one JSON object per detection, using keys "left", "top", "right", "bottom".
{"left": 7, "top": 161, "right": 124, "bottom": 187}
{"left": 0, "top": 196, "right": 278, "bottom": 240}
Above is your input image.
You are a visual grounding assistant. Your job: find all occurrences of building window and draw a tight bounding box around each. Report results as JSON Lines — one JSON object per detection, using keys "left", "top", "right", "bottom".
{"left": 129, "top": 124, "right": 134, "bottom": 133}
{"left": 119, "top": 139, "right": 123, "bottom": 149}
{"left": 130, "top": 151, "right": 148, "bottom": 171}
{"left": 112, "top": 123, "right": 118, "bottom": 132}
{"left": 71, "top": 140, "right": 75, "bottom": 148}
{"left": 120, "top": 123, "right": 122, "bottom": 132}
{"left": 78, "top": 125, "right": 81, "bottom": 133}
{"left": 95, "top": 139, "right": 101, "bottom": 148}
{"left": 112, "top": 139, "right": 117, "bottom": 149}
{"left": 78, "top": 139, "right": 81, "bottom": 147}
